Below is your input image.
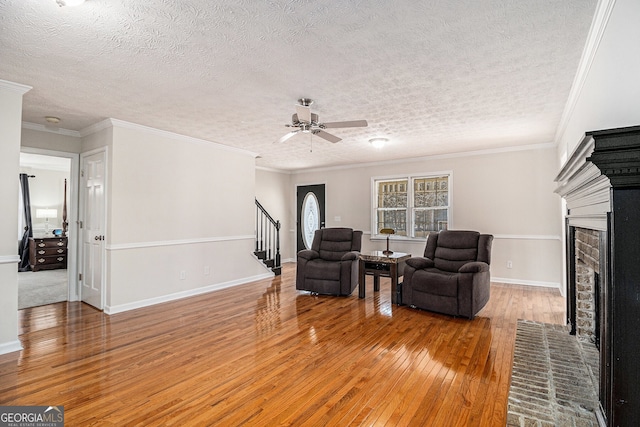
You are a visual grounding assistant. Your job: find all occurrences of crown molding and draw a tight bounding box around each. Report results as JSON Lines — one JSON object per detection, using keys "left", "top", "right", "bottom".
{"left": 80, "top": 118, "right": 259, "bottom": 158}
{"left": 22, "top": 121, "right": 81, "bottom": 137}
{"left": 291, "top": 141, "right": 556, "bottom": 175}
{"left": 554, "top": 0, "right": 617, "bottom": 145}
{"left": 0, "top": 79, "right": 32, "bottom": 95}
{"left": 256, "top": 165, "right": 292, "bottom": 174}
{"left": 79, "top": 118, "right": 113, "bottom": 137}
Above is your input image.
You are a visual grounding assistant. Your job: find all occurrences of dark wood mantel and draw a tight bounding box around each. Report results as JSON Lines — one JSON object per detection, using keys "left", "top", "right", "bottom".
{"left": 587, "top": 126, "right": 640, "bottom": 426}
{"left": 586, "top": 125, "right": 640, "bottom": 426}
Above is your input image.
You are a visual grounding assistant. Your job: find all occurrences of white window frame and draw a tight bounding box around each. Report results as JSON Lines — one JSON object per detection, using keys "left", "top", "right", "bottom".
{"left": 371, "top": 171, "right": 453, "bottom": 240}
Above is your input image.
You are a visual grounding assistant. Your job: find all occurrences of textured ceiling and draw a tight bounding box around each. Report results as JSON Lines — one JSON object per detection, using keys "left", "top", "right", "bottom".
{"left": 1, "top": 0, "right": 597, "bottom": 171}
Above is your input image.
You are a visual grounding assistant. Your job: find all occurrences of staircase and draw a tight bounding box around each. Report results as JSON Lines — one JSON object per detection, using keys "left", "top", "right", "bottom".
{"left": 255, "top": 199, "right": 281, "bottom": 275}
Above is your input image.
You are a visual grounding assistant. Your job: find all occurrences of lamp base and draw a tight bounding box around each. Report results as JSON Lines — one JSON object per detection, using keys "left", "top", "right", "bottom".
{"left": 383, "top": 235, "right": 393, "bottom": 255}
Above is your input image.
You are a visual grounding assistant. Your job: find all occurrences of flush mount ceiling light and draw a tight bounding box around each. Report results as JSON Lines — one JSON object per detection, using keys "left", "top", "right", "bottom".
{"left": 45, "top": 116, "right": 61, "bottom": 124}
{"left": 55, "top": 0, "right": 85, "bottom": 6}
{"left": 369, "top": 138, "right": 388, "bottom": 149}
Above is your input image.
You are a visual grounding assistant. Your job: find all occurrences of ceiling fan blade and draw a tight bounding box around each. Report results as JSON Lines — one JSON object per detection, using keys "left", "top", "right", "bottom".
{"left": 275, "top": 130, "right": 299, "bottom": 144}
{"left": 296, "top": 104, "right": 312, "bottom": 123}
{"left": 314, "top": 130, "right": 342, "bottom": 143}
{"left": 322, "top": 120, "right": 368, "bottom": 129}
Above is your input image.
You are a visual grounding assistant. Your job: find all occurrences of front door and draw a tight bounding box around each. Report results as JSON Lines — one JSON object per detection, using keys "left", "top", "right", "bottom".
{"left": 296, "top": 184, "right": 326, "bottom": 251}
{"left": 80, "top": 150, "right": 106, "bottom": 310}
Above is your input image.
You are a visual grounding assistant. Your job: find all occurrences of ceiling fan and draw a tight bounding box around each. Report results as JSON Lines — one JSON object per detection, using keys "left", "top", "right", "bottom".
{"left": 276, "top": 98, "right": 368, "bottom": 144}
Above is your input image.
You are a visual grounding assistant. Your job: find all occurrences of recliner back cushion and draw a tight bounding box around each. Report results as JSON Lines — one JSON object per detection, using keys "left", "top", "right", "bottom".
{"left": 317, "top": 228, "right": 354, "bottom": 261}
{"left": 433, "top": 231, "right": 479, "bottom": 272}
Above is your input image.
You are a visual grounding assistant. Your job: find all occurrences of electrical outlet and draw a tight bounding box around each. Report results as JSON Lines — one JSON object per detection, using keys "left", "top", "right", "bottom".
{"left": 204, "top": 266, "right": 210, "bottom": 275}
{"left": 334, "top": 216, "right": 341, "bottom": 222}
{"left": 507, "top": 260, "right": 513, "bottom": 269}
{"left": 180, "top": 270, "right": 187, "bottom": 280}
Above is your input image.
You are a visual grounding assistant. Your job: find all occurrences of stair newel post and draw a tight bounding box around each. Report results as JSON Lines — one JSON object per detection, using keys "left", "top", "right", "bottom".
{"left": 275, "top": 220, "right": 281, "bottom": 268}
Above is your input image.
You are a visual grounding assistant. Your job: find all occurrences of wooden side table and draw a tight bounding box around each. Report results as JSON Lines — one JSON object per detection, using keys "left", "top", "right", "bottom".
{"left": 358, "top": 251, "right": 411, "bottom": 305}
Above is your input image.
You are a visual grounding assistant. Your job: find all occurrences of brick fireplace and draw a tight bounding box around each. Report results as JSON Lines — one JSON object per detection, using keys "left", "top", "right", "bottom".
{"left": 556, "top": 125, "right": 640, "bottom": 426}
{"left": 574, "top": 227, "right": 600, "bottom": 345}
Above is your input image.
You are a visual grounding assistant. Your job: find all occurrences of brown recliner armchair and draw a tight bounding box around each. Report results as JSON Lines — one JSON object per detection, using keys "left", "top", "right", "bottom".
{"left": 296, "top": 227, "right": 363, "bottom": 296}
{"left": 402, "top": 230, "right": 493, "bottom": 319}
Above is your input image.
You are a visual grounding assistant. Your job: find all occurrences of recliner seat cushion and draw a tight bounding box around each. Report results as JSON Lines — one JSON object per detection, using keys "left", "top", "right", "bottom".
{"left": 306, "top": 259, "right": 341, "bottom": 281}
{"left": 409, "top": 269, "right": 458, "bottom": 297}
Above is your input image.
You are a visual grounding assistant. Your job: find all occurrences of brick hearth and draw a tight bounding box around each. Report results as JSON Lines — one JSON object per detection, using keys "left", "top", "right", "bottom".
{"left": 507, "top": 320, "right": 599, "bottom": 427}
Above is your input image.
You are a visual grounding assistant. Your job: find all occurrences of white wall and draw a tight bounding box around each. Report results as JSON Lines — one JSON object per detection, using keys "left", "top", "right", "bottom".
{"left": 0, "top": 80, "right": 31, "bottom": 355}
{"left": 21, "top": 126, "right": 82, "bottom": 154}
{"left": 255, "top": 168, "right": 293, "bottom": 262}
{"left": 290, "top": 145, "right": 562, "bottom": 287}
{"left": 557, "top": 0, "right": 640, "bottom": 160}
{"left": 91, "top": 120, "right": 270, "bottom": 313}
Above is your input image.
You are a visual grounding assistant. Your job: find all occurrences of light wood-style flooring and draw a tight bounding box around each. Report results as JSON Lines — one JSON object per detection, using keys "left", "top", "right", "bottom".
{"left": 0, "top": 263, "right": 565, "bottom": 426}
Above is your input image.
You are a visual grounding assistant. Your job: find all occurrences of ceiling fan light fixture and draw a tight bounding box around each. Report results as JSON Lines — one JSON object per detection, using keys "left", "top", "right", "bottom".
{"left": 55, "top": 0, "right": 86, "bottom": 7}
{"left": 369, "top": 138, "right": 388, "bottom": 149}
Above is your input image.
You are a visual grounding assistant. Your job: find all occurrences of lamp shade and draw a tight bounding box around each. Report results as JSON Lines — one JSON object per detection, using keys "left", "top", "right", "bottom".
{"left": 36, "top": 208, "right": 58, "bottom": 219}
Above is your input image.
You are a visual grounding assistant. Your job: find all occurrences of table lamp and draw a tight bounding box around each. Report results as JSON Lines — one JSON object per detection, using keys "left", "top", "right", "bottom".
{"left": 36, "top": 208, "right": 58, "bottom": 234}
{"left": 380, "top": 228, "right": 395, "bottom": 255}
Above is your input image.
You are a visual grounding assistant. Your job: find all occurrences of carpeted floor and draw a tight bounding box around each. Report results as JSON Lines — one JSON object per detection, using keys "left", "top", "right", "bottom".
{"left": 18, "top": 269, "right": 68, "bottom": 310}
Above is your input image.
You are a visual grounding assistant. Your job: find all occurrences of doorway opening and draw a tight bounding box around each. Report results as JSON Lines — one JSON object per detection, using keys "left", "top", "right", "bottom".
{"left": 18, "top": 150, "right": 78, "bottom": 310}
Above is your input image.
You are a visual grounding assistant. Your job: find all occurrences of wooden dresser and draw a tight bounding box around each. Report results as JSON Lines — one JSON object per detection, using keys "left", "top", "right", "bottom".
{"left": 29, "top": 236, "right": 68, "bottom": 272}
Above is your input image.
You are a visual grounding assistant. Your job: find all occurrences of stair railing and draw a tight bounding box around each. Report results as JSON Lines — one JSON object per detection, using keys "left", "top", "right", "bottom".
{"left": 255, "top": 199, "right": 281, "bottom": 275}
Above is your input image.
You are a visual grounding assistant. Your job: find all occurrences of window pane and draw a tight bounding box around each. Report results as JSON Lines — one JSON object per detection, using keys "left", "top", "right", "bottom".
{"left": 376, "top": 209, "right": 407, "bottom": 236}
{"left": 414, "top": 176, "right": 448, "bottom": 208}
{"left": 377, "top": 179, "right": 408, "bottom": 208}
{"left": 376, "top": 179, "right": 408, "bottom": 235}
{"left": 413, "top": 208, "right": 448, "bottom": 236}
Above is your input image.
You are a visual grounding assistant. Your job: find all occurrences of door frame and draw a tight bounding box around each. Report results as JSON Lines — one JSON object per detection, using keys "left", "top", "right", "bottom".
{"left": 20, "top": 147, "right": 80, "bottom": 302}
{"left": 296, "top": 183, "right": 326, "bottom": 252}
{"left": 79, "top": 147, "right": 108, "bottom": 310}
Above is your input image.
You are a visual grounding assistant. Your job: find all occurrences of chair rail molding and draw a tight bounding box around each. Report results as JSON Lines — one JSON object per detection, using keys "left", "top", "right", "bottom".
{"left": 0, "top": 255, "right": 20, "bottom": 264}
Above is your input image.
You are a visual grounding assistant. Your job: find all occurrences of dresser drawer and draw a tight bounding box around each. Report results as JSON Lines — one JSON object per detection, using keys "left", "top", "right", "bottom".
{"left": 33, "top": 255, "right": 67, "bottom": 265}
{"left": 33, "top": 247, "right": 67, "bottom": 257}
{"left": 32, "top": 238, "right": 67, "bottom": 249}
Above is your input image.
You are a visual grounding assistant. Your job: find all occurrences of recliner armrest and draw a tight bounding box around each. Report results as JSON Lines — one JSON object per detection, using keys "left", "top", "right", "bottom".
{"left": 406, "top": 257, "right": 434, "bottom": 269}
{"left": 297, "top": 249, "right": 319, "bottom": 261}
{"left": 459, "top": 261, "right": 489, "bottom": 273}
{"left": 341, "top": 251, "right": 359, "bottom": 261}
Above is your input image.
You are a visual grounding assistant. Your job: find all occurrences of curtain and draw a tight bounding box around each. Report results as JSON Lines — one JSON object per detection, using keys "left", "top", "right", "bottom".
{"left": 18, "top": 173, "right": 33, "bottom": 272}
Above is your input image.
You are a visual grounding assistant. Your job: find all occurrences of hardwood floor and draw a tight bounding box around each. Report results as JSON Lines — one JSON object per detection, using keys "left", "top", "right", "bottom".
{"left": 0, "top": 263, "right": 565, "bottom": 426}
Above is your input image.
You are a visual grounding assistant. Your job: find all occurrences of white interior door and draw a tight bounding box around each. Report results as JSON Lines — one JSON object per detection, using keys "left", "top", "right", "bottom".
{"left": 80, "top": 150, "right": 106, "bottom": 309}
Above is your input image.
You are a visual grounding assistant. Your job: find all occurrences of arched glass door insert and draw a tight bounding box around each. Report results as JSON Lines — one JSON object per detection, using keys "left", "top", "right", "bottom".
{"left": 302, "top": 192, "right": 320, "bottom": 249}
{"left": 296, "top": 184, "right": 325, "bottom": 252}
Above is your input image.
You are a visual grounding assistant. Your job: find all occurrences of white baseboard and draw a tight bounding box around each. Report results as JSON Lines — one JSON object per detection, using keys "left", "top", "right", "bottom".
{"left": 492, "top": 277, "right": 561, "bottom": 290}
{"left": 0, "top": 340, "right": 23, "bottom": 356}
{"left": 104, "top": 273, "right": 274, "bottom": 315}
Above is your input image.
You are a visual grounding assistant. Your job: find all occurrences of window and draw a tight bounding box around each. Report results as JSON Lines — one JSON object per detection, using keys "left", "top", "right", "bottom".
{"left": 373, "top": 173, "right": 451, "bottom": 238}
